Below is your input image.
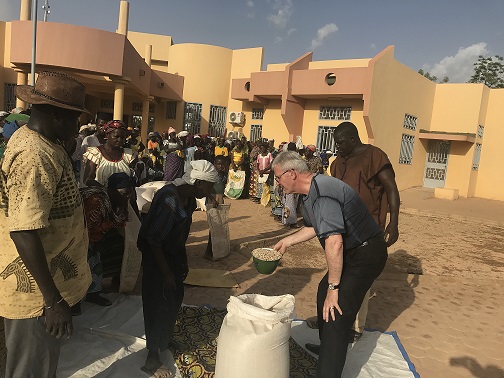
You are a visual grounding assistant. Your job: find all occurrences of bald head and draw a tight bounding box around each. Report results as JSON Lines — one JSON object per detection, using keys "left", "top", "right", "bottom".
{"left": 333, "top": 122, "right": 362, "bottom": 157}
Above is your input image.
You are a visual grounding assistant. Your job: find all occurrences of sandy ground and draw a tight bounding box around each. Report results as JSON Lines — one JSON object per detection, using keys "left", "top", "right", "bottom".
{"left": 1, "top": 187, "right": 503, "bottom": 377}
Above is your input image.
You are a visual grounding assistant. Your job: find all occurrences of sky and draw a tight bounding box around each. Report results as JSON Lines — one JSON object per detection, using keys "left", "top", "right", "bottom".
{"left": 1, "top": 0, "right": 503, "bottom": 83}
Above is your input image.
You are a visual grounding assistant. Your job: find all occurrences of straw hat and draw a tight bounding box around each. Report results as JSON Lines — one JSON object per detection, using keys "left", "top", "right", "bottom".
{"left": 15, "top": 71, "right": 90, "bottom": 114}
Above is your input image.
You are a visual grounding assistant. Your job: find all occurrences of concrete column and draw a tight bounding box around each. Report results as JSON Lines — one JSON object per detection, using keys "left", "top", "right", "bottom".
{"left": 117, "top": 1, "right": 129, "bottom": 36}
{"left": 20, "top": 0, "right": 32, "bottom": 21}
{"left": 141, "top": 97, "right": 152, "bottom": 144}
{"left": 15, "top": 69, "right": 28, "bottom": 108}
{"left": 113, "top": 83, "right": 125, "bottom": 120}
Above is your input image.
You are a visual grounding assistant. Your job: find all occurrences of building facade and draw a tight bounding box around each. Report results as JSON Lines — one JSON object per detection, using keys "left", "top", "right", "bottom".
{"left": 1, "top": 0, "right": 502, "bottom": 200}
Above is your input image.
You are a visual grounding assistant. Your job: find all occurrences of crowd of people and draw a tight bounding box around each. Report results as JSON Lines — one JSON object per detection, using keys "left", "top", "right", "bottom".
{"left": 1, "top": 70, "right": 400, "bottom": 378}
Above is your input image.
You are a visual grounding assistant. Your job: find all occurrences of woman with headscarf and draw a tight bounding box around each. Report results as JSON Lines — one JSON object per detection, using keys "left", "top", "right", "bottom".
{"left": 137, "top": 160, "right": 218, "bottom": 378}
{"left": 79, "top": 173, "right": 136, "bottom": 308}
{"left": 82, "top": 120, "right": 135, "bottom": 186}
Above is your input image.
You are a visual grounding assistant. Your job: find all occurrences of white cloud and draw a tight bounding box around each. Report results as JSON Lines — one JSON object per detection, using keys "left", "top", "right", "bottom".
{"left": 0, "top": 0, "right": 18, "bottom": 21}
{"left": 287, "top": 28, "right": 296, "bottom": 37}
{"left": 310, "top": 23, "right": 338, "bottom": 50}
{"left": 267, "top": 0, "right": 293, "bottom": 29}
{"left": 370, "top": 43, "right": 377, "bottom": 51}
{"left": 246, "top": 1, "right": 255, "bottom": 18}
{"left": 274, "top": 36, "right": 283, "bottom": 44}
{"left": 425, "top": 42, "right": 489, "bottom": 83}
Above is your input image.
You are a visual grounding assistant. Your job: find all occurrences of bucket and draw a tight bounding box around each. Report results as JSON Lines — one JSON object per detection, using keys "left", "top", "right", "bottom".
{"left": 252, "top": 248, "right": 281, "bottom": 274}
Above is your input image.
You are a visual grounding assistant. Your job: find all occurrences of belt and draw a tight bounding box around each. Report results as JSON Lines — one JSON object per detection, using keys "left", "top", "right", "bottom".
{"left": 350, "top": 234, "right": 384, "bottom": 251}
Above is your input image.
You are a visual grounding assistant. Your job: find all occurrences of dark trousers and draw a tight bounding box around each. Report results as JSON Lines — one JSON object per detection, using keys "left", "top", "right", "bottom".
{"left": 142, "top": 254, "right": 184, "bottom": 352}
{"left": 316, "top": 237, "right": 388, "bottom": 378}
{"left": 4, "top": 317, "right": 63, "bottom": 378}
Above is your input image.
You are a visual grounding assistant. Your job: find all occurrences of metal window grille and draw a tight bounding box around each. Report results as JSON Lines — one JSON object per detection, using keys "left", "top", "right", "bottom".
{"left": 131, "top": 115, "right": 155, "bottom": 133}
{"left": 165, "top": 101, "right": 177, "bottom": 119}
{"left": 250, "top": 124, "right": 262, "bottom": 142}
{"left": 399, "top": 134, "right": 415, "bottom": 165}
{"left": 183, "top": 102, "right": 202, "bottom": 135}
{"left": 403, "top": 114, "right": 417, "bottom": 131}
{"left": 472, "top": 143, "right": 482, "bottom": 170}
{"left": 100, "top": 99, "right": 114, "bottom": 109}
{"left": 208, "top": 105, "right": 227, "bottom": 137}
{"left": 316, "top": 126, "right": 337, "bottom": 153}
{"left": 477, "top": 125, "right": 484, "bottom": 139}
{"left": 252, "top": 108, "right": 264, "bottom": 120}
{"left": 4, "top": 84, "right": 16, "bottom": 112}
{"left": 132, "top": 102, "right": 155, "bottom": 113}
{"left": 319, "top": 106, "right": 351, "bottom": 120}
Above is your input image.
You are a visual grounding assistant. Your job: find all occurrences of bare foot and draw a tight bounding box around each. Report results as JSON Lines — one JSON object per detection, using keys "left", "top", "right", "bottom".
{"left": 142, "top": 352, "right": 174, "bottom": 378}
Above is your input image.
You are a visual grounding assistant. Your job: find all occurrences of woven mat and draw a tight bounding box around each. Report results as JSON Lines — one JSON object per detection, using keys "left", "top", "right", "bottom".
{"left": 171, "top": 306, "right": 317, "bottom": 378}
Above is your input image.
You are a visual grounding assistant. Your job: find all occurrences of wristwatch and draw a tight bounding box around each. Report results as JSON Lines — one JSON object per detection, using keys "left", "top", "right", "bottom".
{"left": 328, "top": 283, "right": 340, "bottom": 290}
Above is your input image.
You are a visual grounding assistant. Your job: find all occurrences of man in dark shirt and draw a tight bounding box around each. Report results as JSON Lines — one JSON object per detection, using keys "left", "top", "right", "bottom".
{"left": 273, "top": 151, "right": 388, "bottom": 378}
{"left": 331, "top": 121, "right": 400, "bottom": 341}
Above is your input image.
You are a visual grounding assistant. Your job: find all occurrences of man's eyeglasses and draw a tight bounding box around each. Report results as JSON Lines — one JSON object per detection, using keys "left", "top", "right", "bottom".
{"left": 275, "top": 169, "right": 292, "bottom": 182}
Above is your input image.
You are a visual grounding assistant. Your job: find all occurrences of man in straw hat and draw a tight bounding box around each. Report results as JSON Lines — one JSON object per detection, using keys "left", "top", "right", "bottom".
{"left": 0, "top": 71, "right": 92, "bottom": 377}
{"left": 137, "top": 160, "right": 218, "bottom": 378}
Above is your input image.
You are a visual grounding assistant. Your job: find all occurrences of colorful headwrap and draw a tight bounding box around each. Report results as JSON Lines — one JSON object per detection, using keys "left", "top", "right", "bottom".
{"left": 103, "top": 120, "right": 127, "bottom": 134}
{"left": 306, "top": 144, "right": 316, "bottom": 152}
{"left": 168, "top": 127, "right": 176, "bottom": 135}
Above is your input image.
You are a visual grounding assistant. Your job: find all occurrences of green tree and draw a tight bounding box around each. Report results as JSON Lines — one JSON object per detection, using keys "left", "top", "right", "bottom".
{"left": 468, "top": 55, "right": 504, "bottom": 88}
{"left": 418, "top": 69, "right": 449, "bottom": 83}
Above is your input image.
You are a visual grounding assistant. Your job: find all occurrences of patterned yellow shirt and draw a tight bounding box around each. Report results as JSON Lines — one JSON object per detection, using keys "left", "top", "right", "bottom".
{"left": 0, "top": 126, "right": 91, "bottom": 319}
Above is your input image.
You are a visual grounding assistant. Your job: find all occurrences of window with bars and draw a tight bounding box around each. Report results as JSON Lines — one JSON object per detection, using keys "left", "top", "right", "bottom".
{"left": 209, "top": 105, "right": 227, "bottom": 137}
{"left": 132, "top": 103, "right": 155, "bottom": 113}
{"left": 165, "top": 101, "right": 177, "bottom": 119}
{"left": 399, "top": 134, "right": 415, "bottom": 165}
{"left": 316, "top": 126, "right": 337, "bottom": 153}
{"left": 4, "top": 84, "right": 16, "bottom": 112}
{"left": 252, "top": 108, "right": 264, "bottom": 120}
{"left": 403, "top": 114, "right": 418, "bottom": 131}
{"left": 250, "top": 125, "right": 263, "bottom": 142}
{"left": 477, "top": 125, "right": 484, "bottom": 139}
{"left": 183, "top": 102, "right": 202, "bottom": 135}
{"left": 472, "top": 143, "right": 482, "bottom": 170}
{"left": 319, "top": 106, "right": 351, "bottom": 121}
{"left": 100, "top": 99, "right": 114, "bottom": 109}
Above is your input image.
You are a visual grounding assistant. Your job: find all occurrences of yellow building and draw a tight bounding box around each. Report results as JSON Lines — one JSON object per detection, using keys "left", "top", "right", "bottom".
{"left": 1, "top": 1, "right": 502, "bottom": 200}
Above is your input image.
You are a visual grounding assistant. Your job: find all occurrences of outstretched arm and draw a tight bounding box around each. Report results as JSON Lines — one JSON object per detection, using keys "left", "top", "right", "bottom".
{"left": 273, "top": 226, "right": 316, "bottom": 254}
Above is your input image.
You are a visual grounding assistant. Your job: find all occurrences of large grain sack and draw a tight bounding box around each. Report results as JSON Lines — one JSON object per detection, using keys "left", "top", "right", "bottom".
{"left": 119, "top": 204, "right": 142, "bottom": 293}
{"left": 207, "top": 204, "right": 231, "bottom": 260}
{"left": 215, "top": 294, "right": 295, "bottom": 378}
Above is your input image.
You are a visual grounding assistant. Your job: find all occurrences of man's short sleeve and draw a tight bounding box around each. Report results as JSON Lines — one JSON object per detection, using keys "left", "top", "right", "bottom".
{"left": 6, "top": 150, "right": 62, "bottom": 231}
{"left": 311, "top": 196, "right": 346, "bottom": 239}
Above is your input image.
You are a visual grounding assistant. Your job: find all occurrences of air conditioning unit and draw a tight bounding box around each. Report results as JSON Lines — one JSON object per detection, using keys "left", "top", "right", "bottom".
{"left": 229, "top": 111, "right": 245, "bottom": 125}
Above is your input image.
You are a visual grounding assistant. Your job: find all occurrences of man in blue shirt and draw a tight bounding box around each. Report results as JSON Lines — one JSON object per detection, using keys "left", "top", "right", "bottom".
{"left": 273, "top": 151, "right": 388, "bottom": 378}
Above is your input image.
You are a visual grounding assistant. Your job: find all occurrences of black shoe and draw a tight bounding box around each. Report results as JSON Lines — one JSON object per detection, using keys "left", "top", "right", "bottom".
{"left": 349, "top": 330, "right": 363, "bottom": 343}
{"left": 85, "top": 293, "right": 112, "bottom": 306}
{"left": 305, "top": 343, "right": 320, "bottom": 355}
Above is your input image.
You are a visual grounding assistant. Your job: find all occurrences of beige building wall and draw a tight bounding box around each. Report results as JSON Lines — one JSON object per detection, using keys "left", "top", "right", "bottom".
{"left": 366, "top": 48, "right": 436, "bottom": 191}
{"left": 430, "top": 84, "right": 486, "bottom": 197}
{"left": 163, "top": 43, "right": 233, "bottom": 134}
{"left": 474, "top": 89, "right": 504, "bottom": 200}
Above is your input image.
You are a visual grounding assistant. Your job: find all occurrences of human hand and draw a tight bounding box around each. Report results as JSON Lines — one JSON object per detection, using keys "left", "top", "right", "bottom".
{"left": 323, "top": 289, "right": 342, "bottom": 322}
{"left": 384, "top": 222, "right": 399, "bottom": 247}
{"left": 273, "top": 239, "right": 289, "bottom": 255}
{"left": 44, "top": 298, "right": 73, "bottom": 339}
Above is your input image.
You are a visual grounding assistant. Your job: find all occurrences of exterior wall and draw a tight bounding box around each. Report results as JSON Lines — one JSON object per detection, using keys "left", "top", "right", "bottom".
{"left": 474, "top": 89, "right": 504, "bottom": 200}
{"left": 163, "top": 43, "right": 233, "bottom": 134}
{"left": 430, "top": 84, "right": 486, "bottom": 197}
{"left": 0, "top": 22, "right": 18, "bottom": 112}
{"left": 366, "top": 48, "right": 436, "bottom": 191}
{"left": 301, "top": 98, "right": 365, "bottom": 147}
{"left": 128, "top": 31, "right": 172, "bottom": 65}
